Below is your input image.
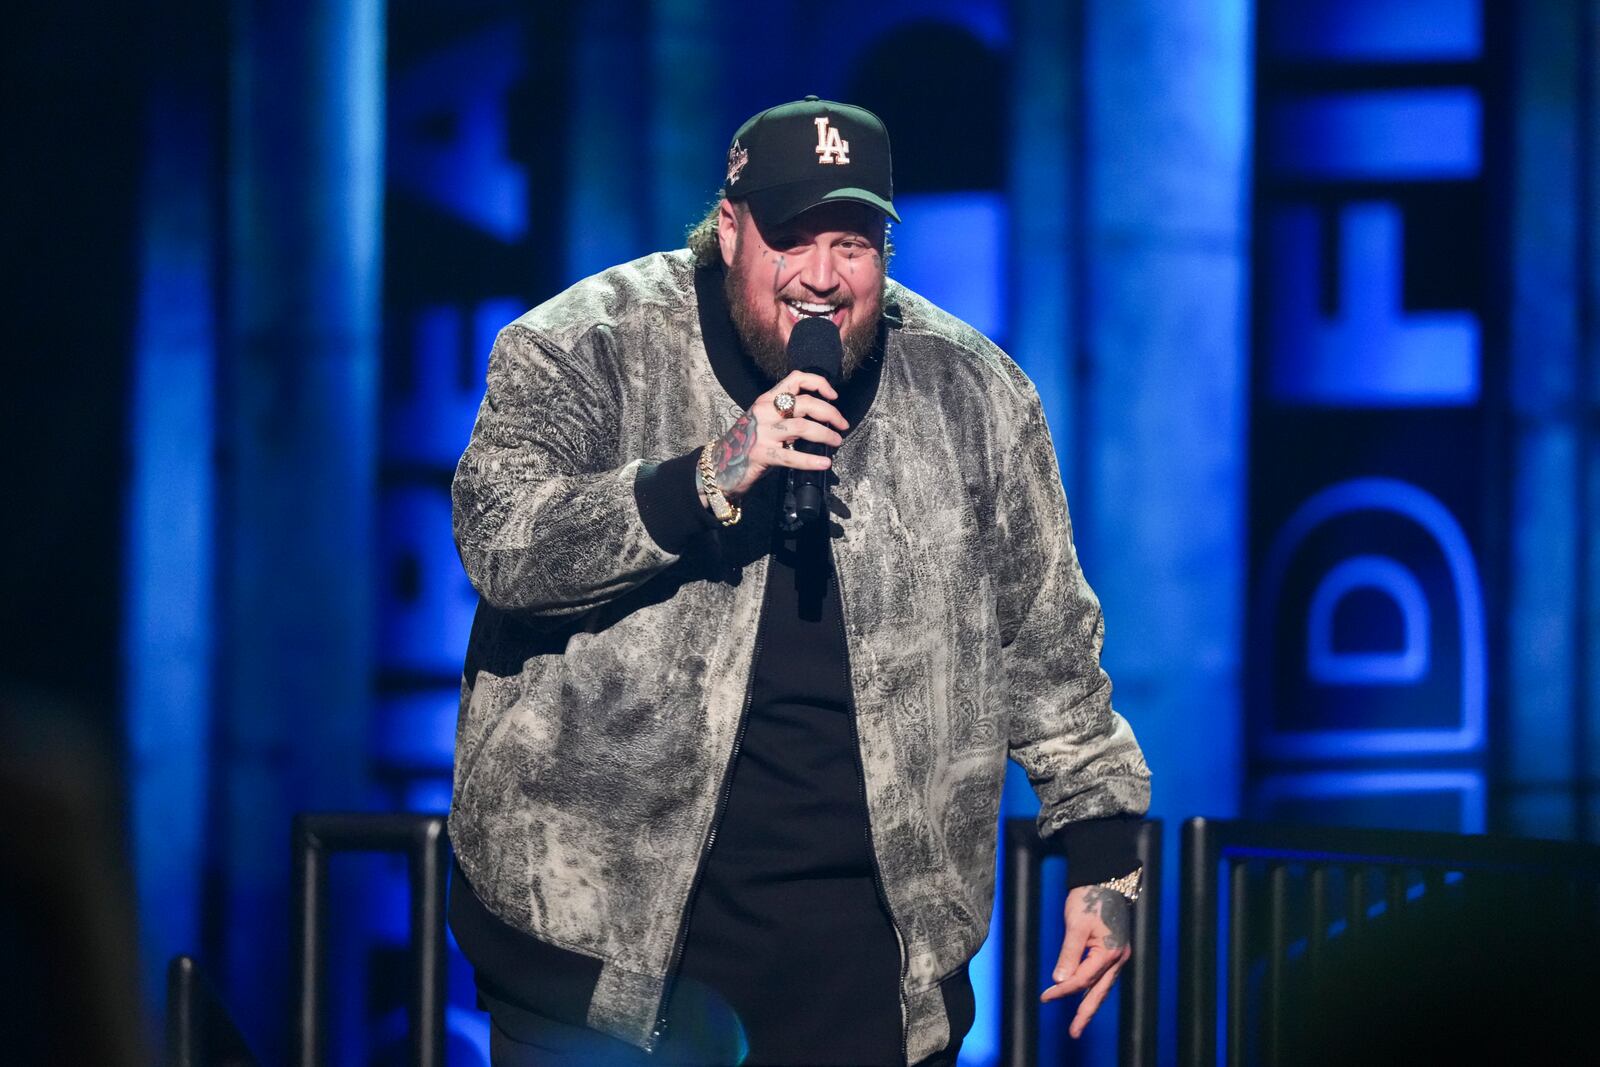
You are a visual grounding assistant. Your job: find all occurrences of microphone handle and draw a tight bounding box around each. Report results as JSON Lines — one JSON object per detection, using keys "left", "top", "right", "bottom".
{"left": 791, "top": 362, "right": 839, "bottom": 526}
{"left": 791, "top": 438, "right": 832, "bottom": 525}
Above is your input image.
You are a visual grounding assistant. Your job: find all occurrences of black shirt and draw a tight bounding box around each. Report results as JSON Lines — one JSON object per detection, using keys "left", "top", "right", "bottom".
{"left": 673, "top": 495, "right": 913, "bottom": 1065}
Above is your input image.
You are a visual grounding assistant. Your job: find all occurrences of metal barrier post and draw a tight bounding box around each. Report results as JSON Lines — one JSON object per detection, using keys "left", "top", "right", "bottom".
{"left": 409, "top": 817, "right": 450, "bottom": 1066}
{"left": 1178, "top": 817, "right": 1219, "bottom": 1067}
{"left": 291, "top": 818, "right": 328, "bottom": 1067}
{"left": 291, "top": 813, "right": 449, "bottom": 1067}
{"left": 167, "top": 954, "right": 259, "bottom": 1067}
{"left": 1001, "top": 819, "right": 1044, "bottom": 1067}
{"left": 1121, "top": 819, "right": 1162, "bottom": 1067}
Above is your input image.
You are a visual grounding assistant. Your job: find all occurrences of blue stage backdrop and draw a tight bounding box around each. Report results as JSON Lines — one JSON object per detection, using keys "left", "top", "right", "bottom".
{"left": 123, "top": 1, "right": 1600, "bottom": 1064}
{"left": 123, "top": 1, "right": 1256, "bottom": 1062}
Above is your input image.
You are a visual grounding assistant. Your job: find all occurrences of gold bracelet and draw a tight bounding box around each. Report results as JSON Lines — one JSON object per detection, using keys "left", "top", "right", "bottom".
{"left": 1096, "top": 867, "right": 1143, "bottom": 903}
{"left": 697, "top": 441, "right": 741, "bottom": 526}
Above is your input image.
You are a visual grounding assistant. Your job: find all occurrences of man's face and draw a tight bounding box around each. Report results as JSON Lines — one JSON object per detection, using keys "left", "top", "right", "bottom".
{"left": 719, "top": 199, "right": 887, "bottom": 382}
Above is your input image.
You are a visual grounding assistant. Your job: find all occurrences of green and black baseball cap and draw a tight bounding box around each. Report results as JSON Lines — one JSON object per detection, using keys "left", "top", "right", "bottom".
{"left": 722, "top": 95, "right": 899, "bottom": 225}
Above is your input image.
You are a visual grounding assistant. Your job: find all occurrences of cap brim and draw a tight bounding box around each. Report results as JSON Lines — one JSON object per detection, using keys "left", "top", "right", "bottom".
{"left": 741, "top": 181, "right": 900, "bottom": 225}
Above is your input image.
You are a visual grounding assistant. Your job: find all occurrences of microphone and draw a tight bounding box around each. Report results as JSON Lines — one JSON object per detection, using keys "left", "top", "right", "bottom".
{"left": 784, "top": 316, "right": 843, "bottom": 527}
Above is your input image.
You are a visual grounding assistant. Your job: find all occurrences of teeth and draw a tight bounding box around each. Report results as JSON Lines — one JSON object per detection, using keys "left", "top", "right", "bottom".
{"left": 785, "top": 300, "right": 838, "bottom": 320}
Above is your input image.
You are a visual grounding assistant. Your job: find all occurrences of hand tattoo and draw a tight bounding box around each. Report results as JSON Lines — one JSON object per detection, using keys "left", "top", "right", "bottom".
{"left": 713, "top": 411, "right": 757, "bottom": 493}
{"left": 1081, "top": 887, "right": 1131, "bottom": 950}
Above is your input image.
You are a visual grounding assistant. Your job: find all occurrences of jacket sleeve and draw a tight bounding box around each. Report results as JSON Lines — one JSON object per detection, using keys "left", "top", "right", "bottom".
{"left": 995, "top": 396, "right": 1152, "bottom": 841}
{"left": 451, "top": 322, "right": 698, "bottom": 618}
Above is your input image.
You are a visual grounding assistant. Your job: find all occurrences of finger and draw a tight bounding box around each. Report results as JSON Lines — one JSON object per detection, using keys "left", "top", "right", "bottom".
{"left": 1068, "top": 951, "right": 1129, "bottom": 1039}
{"left": 772, "top": 370, "right": 838, "bottom": 401}
{"left": 760, "top": 443, "right": 832, "bottom": 470}
{"left": 1052, "top": 922, "right": 1091, "bottom": 986}
{"left": 1041, "top": 947, "right": 1113, "bottom": 1002}
{"left": 775, "top": 418, "right": 844, "bottom": 449}
{"left": 790, "top": 395, "right": 849, "bottom": 432}
{"left": 1044, "top": 946, "right": 1112, "bottom": 998}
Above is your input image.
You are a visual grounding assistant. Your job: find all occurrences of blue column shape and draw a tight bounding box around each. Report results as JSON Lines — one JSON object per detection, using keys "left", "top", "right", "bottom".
{"left": 1081, "top": 2, "right": 1252, "bottom": 1062}
{"left": 1505, "top": 0, "right": 1591, "bottom": 840}
{"left": 1009, "top": 0, "right": 1081, "bottom": 497}
{"left": 221, "top": 0, "right": 383, "bottom": 1058}
{"left": 649, "top": 0, "right": 721, "bottom": 249}
{"left": 1586, "top": 0, "right": 1600, "bottom": 840}
{"left": 567, "top": 1, "right": 649, "bottom": 283}
{"left": 126, "top": 80, "right": 218, "bottom": 1027}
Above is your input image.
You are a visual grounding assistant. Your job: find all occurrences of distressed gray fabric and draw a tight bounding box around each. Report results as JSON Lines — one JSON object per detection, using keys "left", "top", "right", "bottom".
{"left": 449, "top": 249, "right": 1151, "bottom": 1059}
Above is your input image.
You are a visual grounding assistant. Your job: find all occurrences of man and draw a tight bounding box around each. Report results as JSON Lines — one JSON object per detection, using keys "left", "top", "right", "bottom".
{"left": 448, "top": 96, "right": 1151, "bottom": 1066}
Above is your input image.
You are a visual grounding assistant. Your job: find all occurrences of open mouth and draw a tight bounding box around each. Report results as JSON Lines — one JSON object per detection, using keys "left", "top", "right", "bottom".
{"left": 784, "top": 299, "right": 844, "bottom": 324}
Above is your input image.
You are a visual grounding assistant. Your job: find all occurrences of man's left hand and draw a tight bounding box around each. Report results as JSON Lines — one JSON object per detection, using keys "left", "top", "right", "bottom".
{"left": 1040, "top": 884, "right": 1132, "bottom": 1039}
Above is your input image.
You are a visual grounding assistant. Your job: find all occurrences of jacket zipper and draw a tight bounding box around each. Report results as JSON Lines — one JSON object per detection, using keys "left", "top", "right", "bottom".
{"left": 646, "top": 565, "right": 772, "bottom": 1052}
{"left": 831, "top": 547, "right": 912, "bottom": 1067}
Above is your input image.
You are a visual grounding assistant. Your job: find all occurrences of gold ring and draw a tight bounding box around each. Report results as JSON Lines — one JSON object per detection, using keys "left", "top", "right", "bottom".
{"left": 773, "top": 392, "right": 797, "bottom": 418}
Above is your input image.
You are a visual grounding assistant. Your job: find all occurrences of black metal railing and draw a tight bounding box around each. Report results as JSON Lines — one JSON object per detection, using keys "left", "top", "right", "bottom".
{"left": 167, "top": 955, "right": 259, "bottom": 1067}
{"left": 1178, "top": 817, "right": 1600, "bottom": 1067}
{"left": 1001, "top": 818, "right": 1162, "bottom": 1067}
{"left": 291, "top": 812, "right": 450, "bottom": 1067}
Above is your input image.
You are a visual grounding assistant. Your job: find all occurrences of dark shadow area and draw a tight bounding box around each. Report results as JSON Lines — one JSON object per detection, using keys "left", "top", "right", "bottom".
{"left": 844, "top": 21, "right": 1005, "bottom": 194}
{"left": 0, "top": 687, "right": 144, "bottom": 1066}
{"left": 1279, "top": 878, "right": 1597, "bottom": 1065}
{"left": 1, "top": 2, "right": 140, "bottom": 721}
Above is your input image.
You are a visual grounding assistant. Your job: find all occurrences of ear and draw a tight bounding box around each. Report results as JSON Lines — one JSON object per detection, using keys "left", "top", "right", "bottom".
{"left": 716, "top": 199, "right": 740, "bottom": 268}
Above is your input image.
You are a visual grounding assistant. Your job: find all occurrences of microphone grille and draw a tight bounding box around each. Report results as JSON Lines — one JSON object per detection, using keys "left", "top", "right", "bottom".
{"left": 786, "top": 315, "right": 843, "bottom": 377}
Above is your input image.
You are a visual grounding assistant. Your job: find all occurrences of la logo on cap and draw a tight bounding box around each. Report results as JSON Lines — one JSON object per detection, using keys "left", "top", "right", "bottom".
{"left": 814, "top": 117, "right": 850, "bottom": 165}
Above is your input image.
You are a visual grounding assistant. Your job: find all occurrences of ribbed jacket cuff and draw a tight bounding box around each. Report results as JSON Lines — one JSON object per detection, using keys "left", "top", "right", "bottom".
{"left": 633, "top": 446, "right": 720, "bottom": 553}
{"left": 1055, "top": 814, "right": 1143, "bottom": 889}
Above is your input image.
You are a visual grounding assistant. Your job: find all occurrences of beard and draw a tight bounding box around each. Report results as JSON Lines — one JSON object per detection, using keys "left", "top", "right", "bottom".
{"left": 724, "top": 260, "right": 884, "bottom": 383}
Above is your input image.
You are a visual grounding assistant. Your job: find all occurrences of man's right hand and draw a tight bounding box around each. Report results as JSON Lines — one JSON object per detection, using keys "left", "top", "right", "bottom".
{"left": 701, "top": 369, "right": 849, "bottom": 505}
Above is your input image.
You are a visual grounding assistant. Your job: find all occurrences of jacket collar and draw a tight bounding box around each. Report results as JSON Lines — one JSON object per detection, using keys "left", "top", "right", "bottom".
{"left": 693, "top": 262, "right": 889, "bottom": 429}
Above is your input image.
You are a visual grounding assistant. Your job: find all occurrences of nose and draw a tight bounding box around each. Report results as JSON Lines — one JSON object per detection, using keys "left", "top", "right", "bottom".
{"left": 799, "top": 243, "right": 839, "bottom": 294}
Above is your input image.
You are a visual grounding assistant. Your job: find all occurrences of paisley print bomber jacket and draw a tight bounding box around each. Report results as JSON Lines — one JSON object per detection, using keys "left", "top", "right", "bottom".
{"left": 448, "top": 249, "right": 1151, "bottom": 1061}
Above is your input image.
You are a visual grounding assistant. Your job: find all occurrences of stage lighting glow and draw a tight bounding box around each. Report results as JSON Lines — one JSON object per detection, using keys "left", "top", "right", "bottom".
{"left": 1267, "top": 89, "right": 1481, "bottom": 182}
{"left": 1266, "top": 0, "right": 1481, "bottom": 62}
